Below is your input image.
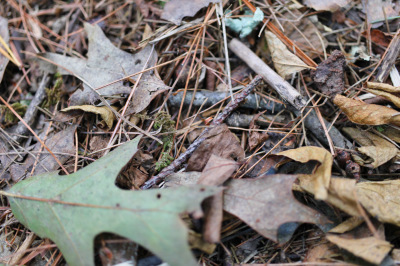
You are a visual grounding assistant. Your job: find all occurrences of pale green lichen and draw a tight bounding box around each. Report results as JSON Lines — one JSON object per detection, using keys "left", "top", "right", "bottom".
{"left": 225, "top": 8, "right": 264, "bottom": 38}
{"left": 153, "top": 112, "right": 175, "bottom": 171}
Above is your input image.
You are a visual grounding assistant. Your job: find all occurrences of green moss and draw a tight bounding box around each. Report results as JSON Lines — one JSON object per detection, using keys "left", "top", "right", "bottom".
{"left": 153, "top": 112, "right": 175, "bottom": 171}
{"left": 0, "top": 102, "right": 27, "bottom": 124}
{"left": 42, "top": 73, "right": 63, "bottom": 108}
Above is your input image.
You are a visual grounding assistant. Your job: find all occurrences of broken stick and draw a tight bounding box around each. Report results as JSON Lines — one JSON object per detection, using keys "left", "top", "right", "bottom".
{"left": 229, "top": 38, "right": 306, "bottom": 110}
{"left": 141, "top": 75, "right": 263, "bottom": 189}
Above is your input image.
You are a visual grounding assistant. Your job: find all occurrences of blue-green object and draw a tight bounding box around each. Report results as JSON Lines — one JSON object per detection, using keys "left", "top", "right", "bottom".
{"left": 225, "top": 8, "right": 264, "bottom": 38}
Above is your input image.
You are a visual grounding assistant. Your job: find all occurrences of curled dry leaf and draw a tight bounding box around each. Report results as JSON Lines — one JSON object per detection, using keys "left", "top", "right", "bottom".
{"left": 366, "top": 88, "right": 400, "bottom": 108}
{"left": 278, "top": 146, "right": 332, "bottom": 200}
{"left": 265, "top": 31, "right": 307, "bottom": 79}
{"left": 343, "top": 127, "right": 398, "bottom": 168}
{"left": 223, "top": 174, "right": 330, "bottom": 243}
{"left": 37, "top": 23, "right": 170, "bottom": 111}
{"left": 326, "top": 235, "right": 392, "bottom": 265}
{"left": 333, "top": 94, "right": 400, "bottom": 126}
{"left": 161, "top": 0, "right": 220, "bottom": 25}
{"left": 367, "top": 82, "right": 400, "bottom": 93}
{"left": 62, "top": 105, "right": 115, "bottom": 129}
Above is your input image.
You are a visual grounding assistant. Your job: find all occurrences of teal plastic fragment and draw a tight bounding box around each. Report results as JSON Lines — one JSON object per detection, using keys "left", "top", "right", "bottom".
{"left": 225, "top": 8, "right": 264, "bottom": 38}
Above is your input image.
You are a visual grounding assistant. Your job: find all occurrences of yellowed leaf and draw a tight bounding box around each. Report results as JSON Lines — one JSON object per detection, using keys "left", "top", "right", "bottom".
{"left": 367, "top": 82, "right": 400, "bottom": 93}
{"left": 343, "top": 127, "right": 398, "bottom": 168}
{"left": 62, "top": 105, "right": 115, "bottom": 129}
{"left": 300, "top": 177, "right": 360, "bottom": 216}
{"left": 265, "top": 31, "right": 308, "bottom": 79}
{"left": 356, "top": 180, "right": 400, "bottom": 227}
{"left": 334, "top": 94, "right": 400, "bottom": 126}
{"left": 329, "top": 217, "right": 364, "bottom": 233}
{"left": 326, "top": 235, "right": 392, "bottom": 265}
{"left": 278, "top": 146, "right": 332, "bottom": 200}
{"left": 366, "top": 88, "right": 400, "bottom": 108}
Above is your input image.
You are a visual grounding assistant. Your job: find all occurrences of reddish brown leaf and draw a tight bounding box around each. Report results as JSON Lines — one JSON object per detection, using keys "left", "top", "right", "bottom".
{"left": 187, "top": 124, "right": 245, "bottom": 172}
{"left": 198, "top": 155, "right": 238, "bottom": 243}
{"left": 223, "top": 174, "right": 330, "bottom": 242}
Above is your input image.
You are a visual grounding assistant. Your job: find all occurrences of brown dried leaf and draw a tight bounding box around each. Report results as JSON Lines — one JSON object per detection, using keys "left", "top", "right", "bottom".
{"left": 265, "top": 31, "right": 307, "bottom": 79}
{"left": 223, "top": 174, "right": 330, "bottom": 242}
{"left": 311, "top": 50, "right": 346, "bottom": 97}
{"left": 303, "top": 0, "right": 351, "bottom": 11}
{"left": 187, "top": 124, "right": 245, "bottom": 172}
{"left": 161, "top": 0, "right": 220, "bottom": 25}
{"left": 362, "top": 0, "right": 397, "bottom": 29}
{"left": 278, "top": 146, "right": 332, "bottom": 200}
{"left": 198, "top": 155, "right": 238, "bottom": 243}
{"left": 62, "top": 105, "right": 115, "bottom": 129}
{"left": 333, "top": 94, "right": 400, "bottom": 126}
{"left": 343, "top": 127, "right": 398, "bottom": 168}
{"left": 356, "top": 180, "right": 400, "bottom": 226}
{"left": 326, "top": 235, "right": 392, "bottom": 265}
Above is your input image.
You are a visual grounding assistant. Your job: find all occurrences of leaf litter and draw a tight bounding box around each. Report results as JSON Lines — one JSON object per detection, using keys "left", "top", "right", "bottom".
{"left": 1, "top": 1, "right": 400, "bottom": 265}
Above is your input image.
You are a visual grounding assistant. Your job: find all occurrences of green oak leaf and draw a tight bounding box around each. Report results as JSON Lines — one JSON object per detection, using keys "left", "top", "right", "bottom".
{"left": 6, "top": 137, "right": 218, "bottom": 266}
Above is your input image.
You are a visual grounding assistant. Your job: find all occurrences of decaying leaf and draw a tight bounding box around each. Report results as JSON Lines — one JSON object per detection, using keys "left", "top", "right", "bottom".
{"left": 311, "top": 50, "right": 346, "bottom": 97}
{"left": 9, "top": 126, "right": 76, "bottom": 181}
{"left": 362, "top": 0, "right": 397, "bottom": 28}
{"left": 265, "top": 31, "right": 307, "bottom": 79}
{"left": 186, "top": 124, "right": 245, "bottom": 172}
{"left": 303, "top": 0, "right": 351, "bottom": 11}
{"left": 223, "top": 174, "right": 330, "bottom": 243}
{"left": 343, "top": 127, "right": 398, "bottom": 168}
{"left": 7, "top": 138, "right": 219, "bottom": 266}
{"left": 334, "top": 94, "right": 400, "bottom": 126}
{"left": 161, "top": 0, "right": 220, "bottom": 25}
{"left": 62, "top": 105, "right": 115, "bottom": 129}
{"left": 278, "top": 146, "right": 332, "bottom": 200}
{"left": 326, "top": 235, "right": 392, "bottom": 265}
{"left": 356, "top": 180, "right": 400, "bottom": 227}
{"left": 37, "top": 23, "right": 169, "bottom": 112}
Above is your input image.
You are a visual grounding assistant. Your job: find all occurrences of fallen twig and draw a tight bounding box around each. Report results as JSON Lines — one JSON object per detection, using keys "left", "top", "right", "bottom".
{"left": 141, "top": 75, "right": 263, "bottom": 189}
{"left": 229, "top": 38, "right": 306, "bottom": 110}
